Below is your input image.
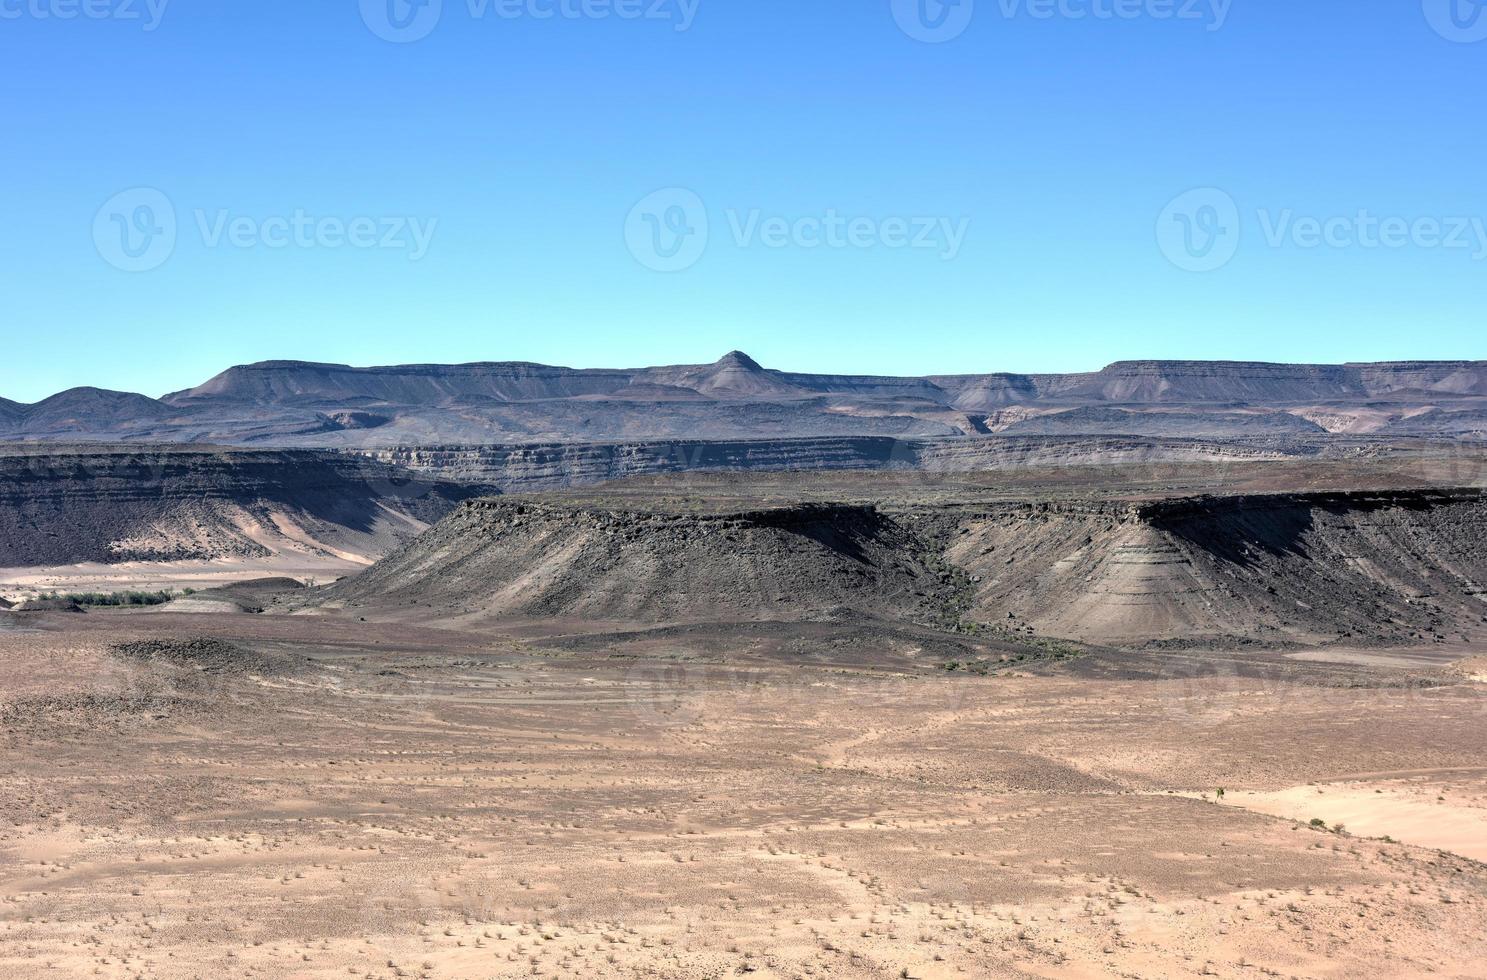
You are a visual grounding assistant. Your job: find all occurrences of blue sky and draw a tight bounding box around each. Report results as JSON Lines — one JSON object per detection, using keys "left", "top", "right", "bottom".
{"left": 1, "top": 0, "right": 1484, "bottom": 401}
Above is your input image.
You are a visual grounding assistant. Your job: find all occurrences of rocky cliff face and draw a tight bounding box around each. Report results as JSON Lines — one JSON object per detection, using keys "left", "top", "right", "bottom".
{"left": 1000, "top": 407, "right": 1328, "bottom": 438}
{"left": 352, "top": 438, "right": 928, "bottom": 490}
{"left": 1353, "top": 362, "right": 1487, "bottom": 397}
{"left": 945, "top": 489, "right": 1487, "bottom": 646}
{"left": 0, "top": 446, "right": 495, "bottom": 566}
{"left": 351, "top": 435, "right": 1312, "bottom": 492}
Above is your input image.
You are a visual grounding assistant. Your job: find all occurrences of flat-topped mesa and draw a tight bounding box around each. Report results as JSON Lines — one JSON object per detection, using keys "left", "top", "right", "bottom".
{"left": 165, "top": 359, "right": 637, "bottom": 406}
{"left": 328, "top": 485, "right": 1487, "bottom": 648}
{"left": 321, "top": 497, "right": 966, "bottom": 626}
{"left": 1069, "top": 360, "right": 1487, "bottom": 404}
{"left": 1132, "top": 487, "right": 1487, "bottom": 521}
{"left": 7, "top": 354, "right": 1487, "bottom": 445}
{"left": 1350, "top": 360, "right": 1487, "bottom": 396}
{"left": 1070, "top": 361, "right": 1363, "bottom": 404}
{"left": 151, "top": 355, "right": 1487, "bottom": 407}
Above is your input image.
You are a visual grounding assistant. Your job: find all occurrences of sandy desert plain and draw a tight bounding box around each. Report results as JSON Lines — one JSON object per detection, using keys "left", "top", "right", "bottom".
{"left": 4, "top": 456, "right": 1487, "bottom": 979}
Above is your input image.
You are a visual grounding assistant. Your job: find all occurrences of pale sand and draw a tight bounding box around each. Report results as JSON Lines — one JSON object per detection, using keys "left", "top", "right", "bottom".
{"left": 3, "top": 611, "right": 1487, "bottom": 978}
{"left": 1221, "top": 780, "right": 1487, "bottom": 862}
{"left": 0, "top": 555, "right": 365, "bottom": 601}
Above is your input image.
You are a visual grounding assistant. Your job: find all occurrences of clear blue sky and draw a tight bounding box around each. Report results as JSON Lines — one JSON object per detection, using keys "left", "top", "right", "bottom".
{"left": 2, "top": 0, "right": 1484, "bottom": 401}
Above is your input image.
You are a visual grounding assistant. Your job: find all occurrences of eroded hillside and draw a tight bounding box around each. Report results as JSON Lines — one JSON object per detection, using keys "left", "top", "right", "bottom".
{"left": 947, "top": 490, "right": 1487, "bottom": 646}
{"left": 0, "top": 446, "right": 495, "bottom": 567}
{"left": 322, "top": 499, "right": 967, "bottom": 626}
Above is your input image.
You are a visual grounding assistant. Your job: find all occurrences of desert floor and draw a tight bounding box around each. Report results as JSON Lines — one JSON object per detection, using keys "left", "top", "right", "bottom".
{"left": 0, "top": 556, "right": 367, "bottom": 601}
{"left": 2, "top": 609, "right": 1486, "bottom": 979}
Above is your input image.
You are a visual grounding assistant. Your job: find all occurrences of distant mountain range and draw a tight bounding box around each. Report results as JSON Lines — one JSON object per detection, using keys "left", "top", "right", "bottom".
{"left": 3, "top": 352, "right": 1486, "bottom": 446}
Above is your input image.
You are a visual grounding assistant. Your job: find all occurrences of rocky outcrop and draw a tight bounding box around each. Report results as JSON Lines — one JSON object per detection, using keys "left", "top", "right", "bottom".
{"left": 321, "top": 499, "right": 966, "bottom": 626}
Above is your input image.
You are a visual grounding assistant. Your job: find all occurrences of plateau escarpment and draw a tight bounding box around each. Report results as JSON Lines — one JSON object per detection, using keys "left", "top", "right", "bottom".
{"left": 0, "top": 446, "right": 495, "bottom": 567}
{"left": 351, "top": 435, "right": 1317, "bottom": 492}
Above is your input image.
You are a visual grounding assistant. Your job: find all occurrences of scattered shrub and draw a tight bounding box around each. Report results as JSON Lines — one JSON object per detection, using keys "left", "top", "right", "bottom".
{"left": 40, "top": 589, "right": 178, "bottom": 607}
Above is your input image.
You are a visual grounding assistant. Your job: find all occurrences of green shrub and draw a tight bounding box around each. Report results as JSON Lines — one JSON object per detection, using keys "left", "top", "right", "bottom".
{"left": 41, "top": 589, "right": 178, "bottom": 607}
